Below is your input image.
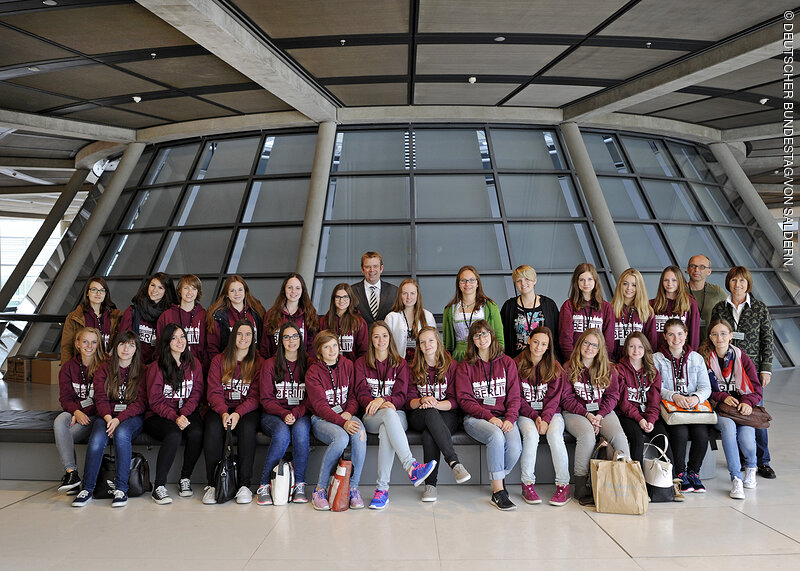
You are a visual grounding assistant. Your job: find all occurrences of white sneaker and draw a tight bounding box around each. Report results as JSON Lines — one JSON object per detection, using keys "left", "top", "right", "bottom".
{"left": 235, "top": 486, "right": 252, "bottom": 504}
{"left": 743, "top": 467, "right": 758, "bottom": 489}
{"left": 730, "top": 477, "right": 745, "bottom": 500}
{"left": 202, "top": 486, "right": 217, "bottom": 505}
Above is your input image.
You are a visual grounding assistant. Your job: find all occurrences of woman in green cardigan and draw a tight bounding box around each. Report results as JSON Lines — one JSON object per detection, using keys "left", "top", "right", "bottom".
{"left": 443, "top": 265, "right": 504, "bottom": 362}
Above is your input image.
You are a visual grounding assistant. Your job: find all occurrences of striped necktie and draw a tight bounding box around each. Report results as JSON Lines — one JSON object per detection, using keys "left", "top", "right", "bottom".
{"left": 369, "top": 285, "right": 379, "bottom": 319}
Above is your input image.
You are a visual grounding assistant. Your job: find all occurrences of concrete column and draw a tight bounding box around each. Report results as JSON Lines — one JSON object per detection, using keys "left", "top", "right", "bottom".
{"left": 709, "top": 142, "right": 800, "bottom": 285}
{"left": 19, "top": 143, "right": 145, "bottom": 356}
{"left": 560, "top": 121, "right": 630, "bottom": 279}
{"left": 0, "top": 167, "right": 90, "bottom": 311}
{"left": 296, "top": 121, "right": 336, "bottom": 291}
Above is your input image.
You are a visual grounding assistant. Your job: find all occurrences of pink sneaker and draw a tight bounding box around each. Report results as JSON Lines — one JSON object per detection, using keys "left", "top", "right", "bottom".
{"left": 521, "top": 483, "right": 541, "bottom": 504}
{"left": 349, "top": 488, "right": 364, "bottom": 509}
{"left": 312, "top": 487, "right": 330, "bottom": 511}
{"left": 549, "top": 484, "right": 571, "bottom": 506}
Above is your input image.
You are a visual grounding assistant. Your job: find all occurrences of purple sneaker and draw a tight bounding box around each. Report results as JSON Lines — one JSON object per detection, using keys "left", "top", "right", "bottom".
{"left": 408, "top": 460, "right": 437, "bottom": 487}
{"left": 349, "top": 488, "right": 364, "bottom": 509}
{"left": 312, "top": 487, "right": 330, "bottom": 511}
{"left": 521, "top": 483, "right": 541, "bottom": 504}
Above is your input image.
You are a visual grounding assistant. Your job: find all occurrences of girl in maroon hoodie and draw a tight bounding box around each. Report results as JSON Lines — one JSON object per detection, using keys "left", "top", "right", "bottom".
{"left": 119, "top": 273, "right": 176, "bottom": 365}
{"left": 305, "top": 331, "right": 366, "bottom": 511}
{"left": 144, "top": 323, "right": 204, "bottom": 505}
{"left": 650, "top": 265, "right": 701, "bottom": 351}
{"left": 55, "top": 326, "right": 104, "bottom": 495}
{"left": 561, "top": 328, "right": 628, "bottom": 506}
{"left": 156, "top": 274, "right": 208, "bottom": 371}
{"left": 558, "top": 263, "right": 615, "bottom": 358}
{"left": 71, "top": 331, "right": 147, "bottom": 508}
{"left": 615, "top": 332, "right": 669, "bottom": 467}
{"left": 456, "top": 319, "right": 521, "bottom": 511}
{"left": 355, "top": 321, "right": 437, "bottom": 510}
{"left": 407, "top": 326, "right": 471, "bottom": 503}
{"left": 610, "top": 268, "right": 657, "bottom": 361}
{"left": 205, "top": 275, "right": 266, "bottom": 359}
{"left": 260, "top": 273, "right": 319, "bottom": 359}
{"left": 257, "top": 322, "right": 312, "bottom": 506}
{"left": 202, "top": 320, "right": 261, "bottom": 505}
{"left": 515, "top": 326, "right": 570, "bottom": 507}
{"left": 319, "top": 283, "right": 368, "bottom": 362}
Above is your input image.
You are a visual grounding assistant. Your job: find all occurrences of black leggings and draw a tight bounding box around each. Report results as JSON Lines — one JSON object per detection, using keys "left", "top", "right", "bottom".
{"left": 203, "top": 409, "right": 259, "bottom": 487}
{"left": 665, "top": 421, "right": 709, "bottom": 475}
{"left": 618, "top": 415, "right": 672, "bottom": 466}
{"left": 407, "top": 408, "right": 460, "bottom": 486}
{"left": 144, "top": 411, "right": 204, "bottom": 487}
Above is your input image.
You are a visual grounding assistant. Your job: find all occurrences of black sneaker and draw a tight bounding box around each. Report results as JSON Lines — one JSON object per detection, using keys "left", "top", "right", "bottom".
{"left": 490, "top": 489, "right": 517, "bottom": 511}
{"left": 111, "top": 489, "right": 128, "bottom": 508}
{"left": 58, "top": 471, "right": 81, "bottom": 494}
{"left": 71, "top": 489, "right": 92, "bottom": 507}
{"left": 758, "top": 464, "right": 777, "bottom": 479}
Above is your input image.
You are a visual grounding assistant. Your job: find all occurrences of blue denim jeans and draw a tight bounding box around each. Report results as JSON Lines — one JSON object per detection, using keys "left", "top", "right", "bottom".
{"left": 310, "top": 415, "right": 366, "bottom": 491}
{"left": 517, "top": 413, "right": 570, "bottom": 486}
{"left": 259, "top": 413, "right": 311, "bottom": 485}
{"left": 463, "top": 415, "right": 521, "bottom": 481}
{"left": 756, "top": 399, "right": 770, "bottom": 465}
{"left": 716, "top": 416, "right": 756, "bottom": 480}
{"left": 82, "top": 415, "right": 144, "bottom": 493}
{"left": 53, "top": 411, "right": 95, "bottom": 472}
{"left": 362, "top": 408, "right": 413, "bottom": 491}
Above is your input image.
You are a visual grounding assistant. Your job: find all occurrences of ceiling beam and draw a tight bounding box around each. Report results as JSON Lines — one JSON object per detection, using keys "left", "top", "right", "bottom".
{"left": 0, "top": 108, "right": 136, "bottom": 142}
{"left": 0, "top": 157, "right": 75, "bottom": 171}
{"left": 0, "top": 210, "right": 48, "bottom": 220}
{"left": 722, "top": 122, "right": 782, "bottom": 143}
{"left": 0, "top": 168, "right": 56, "bottom": 185}
{"left": 135, "top": 0, "right": 338, "bottom": 123}
{"left": 0, "top": 184, "right": 92, "bottom": 195}
{"left": 563, "top": 20, "right": 786, "bottom": 122}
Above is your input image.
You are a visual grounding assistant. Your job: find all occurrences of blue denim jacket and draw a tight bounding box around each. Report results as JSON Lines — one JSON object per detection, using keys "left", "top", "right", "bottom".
{"left": 654, "top": 350, "right": 711, "bottom": 403}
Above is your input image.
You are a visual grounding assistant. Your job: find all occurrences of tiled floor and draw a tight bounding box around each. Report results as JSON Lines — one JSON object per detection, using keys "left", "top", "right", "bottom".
{"left": 1, "top": 369, "right": 799, "bottom": 570}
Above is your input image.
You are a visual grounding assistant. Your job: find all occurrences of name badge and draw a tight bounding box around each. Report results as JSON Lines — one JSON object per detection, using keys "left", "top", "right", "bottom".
{"left": 731, "top": 331, "right": 745, "bottom": 341}
{"left": 640, "top": 403, "right": 647, "bottom": 413}
{"left": 483, "top": 397, "right": 497, "bottom": 406}
{"left": 699, "top": 319, "right": 707, "bottom": 327}
{"left": 178, "top": 399, "right": 184, "bottom": 409}
{"left": 532, "top": 402, "right": 543, "bottom": 411}
{"left": 114, "top": 404, "right": 127, "bottom": 412}
{"left": 287, "top": 397, "right": 300, "bottom": 406}
{"left": 406, "top": 338, "right": 416, "bottom": 349}
{"left": 80, "top": 398, "right": 94, "bottom": 408}
{"left": 230, "top": 390, "right": 242, "bottom": 401}
{"left": 586, "top": 402, "right": 599, "bottom": 412}
{"left": 332, "top": 405, "right": 343, "bottom": 414}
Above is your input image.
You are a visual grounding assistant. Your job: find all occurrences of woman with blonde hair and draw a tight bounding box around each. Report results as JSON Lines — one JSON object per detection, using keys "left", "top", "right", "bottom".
{"left": 407, "top": 326, "right": 471, "bottom": 502}
{"left": 385, "top": 278, "right": 437, "bottom": 362}
{"left": 610, "top": 268, "right": 657, "bottom": 361}
{"left": 561, "top": 328, "right": 628, "bottom": 505}
{"left": 500, "top": 265, "right": 560, "bottom": 360}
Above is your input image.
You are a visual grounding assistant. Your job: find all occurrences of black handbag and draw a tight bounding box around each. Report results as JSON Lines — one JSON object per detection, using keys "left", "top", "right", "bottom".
{"left": 214, "top": 426, "right": 238, "bottom": 504}
{"left": 93, "top": 451, "right": 152, "bottom": 498}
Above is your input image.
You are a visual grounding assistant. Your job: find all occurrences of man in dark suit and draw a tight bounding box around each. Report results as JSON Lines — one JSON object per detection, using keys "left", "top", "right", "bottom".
{"left": 351, "top": 251, "right": 398, "bottom": 326}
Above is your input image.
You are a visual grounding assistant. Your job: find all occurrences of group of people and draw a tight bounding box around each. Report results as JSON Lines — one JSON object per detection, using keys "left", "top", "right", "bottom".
{"left": 54, "top": 250, "right": 775, "bottom": 511}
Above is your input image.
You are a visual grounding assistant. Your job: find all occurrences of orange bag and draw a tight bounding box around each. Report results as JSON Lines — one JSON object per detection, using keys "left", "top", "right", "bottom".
{"left": 328, "top": 458, "right": 352, "bottom": 512}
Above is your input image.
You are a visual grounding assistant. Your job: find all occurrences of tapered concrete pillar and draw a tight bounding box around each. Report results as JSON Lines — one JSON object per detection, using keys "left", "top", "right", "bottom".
{"left": 18, "top": 143, "right": 145, "bottom": 355}
{"left": 709, "top": 142, "right": 800, "bottom": 285}
{"left": 0, "top": 167, "right": 90, "bottom": 311}
{"left": 560, "top": 121, "right": 630, "bottom": 279}
{"left": 296, "top": 121, "right": 336, "bottom": 291}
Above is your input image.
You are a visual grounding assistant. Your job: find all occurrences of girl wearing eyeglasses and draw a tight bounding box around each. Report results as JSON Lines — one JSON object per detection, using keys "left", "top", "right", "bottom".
{"left": 558, "top": 263, "right": 615, "bottom": 359}
{"left": 319, "top": 283, "right": 368, "bottom": 362}
{"left": 257, "top": 322, "right": 312, "bottom": 506}
{"left": 455, "top": 319, "right": 521, "bottom": 511}
{"left": 385, "top": 279, "right": 437, "bottom": 362}
{"left": 443, "top": 266, "right": 504, "bottom": 362}
{"left": 561, "top": 328, "right": 628, "bottom": 506}
{"left": 61, "top": 277, "right": 122, "bottom": 364}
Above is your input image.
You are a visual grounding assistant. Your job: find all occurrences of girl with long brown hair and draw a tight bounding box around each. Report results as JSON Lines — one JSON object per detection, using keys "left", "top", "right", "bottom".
{"left": 650, "top": 265, "right": 701, "bottom": 350}
{"left": 558, "top": 263, "right": 615, "bottom": 358}
{"left": 205, "top": 275, "right": 265, "bottom": 359}
{"left": 385, "top": 278, "right": 437, "bottom": 362}
{"left": 202, "top": 320, "right": 261, "bottom": 505}
{"left": 319, "top": 283, "right": 368, "bottom": 362}
{"left": 260, "top": 273, "right": 318, "bottom": 359}
{"left": 119, "top": 273, "right": 176, "bottom": 364}
{"left": 61, "top": 277, "right": 122, "bottom": 363}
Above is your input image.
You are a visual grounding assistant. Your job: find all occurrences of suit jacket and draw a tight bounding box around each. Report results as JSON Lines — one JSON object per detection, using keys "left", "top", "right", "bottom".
{"left": 351, "top": 279, "right": 398, "bottom": 326}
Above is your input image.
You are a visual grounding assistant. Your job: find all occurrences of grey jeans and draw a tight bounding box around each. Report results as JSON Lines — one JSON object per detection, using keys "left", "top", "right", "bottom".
{"left": 53, "top": 411, "right": 94, "bottom": 472}
{"left": 562, "top": 410, "right": 629, "bottom": 477}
